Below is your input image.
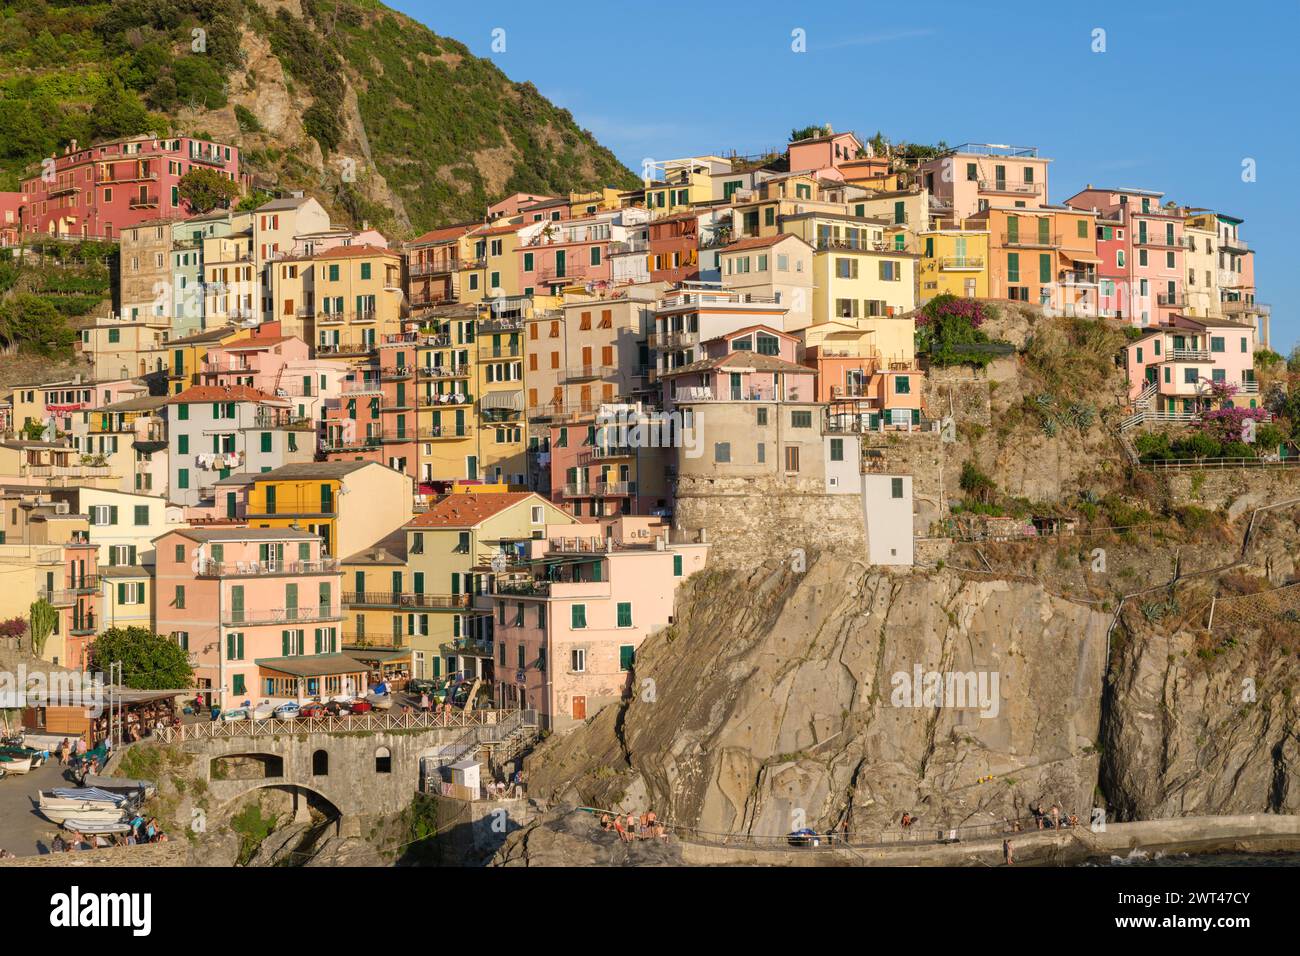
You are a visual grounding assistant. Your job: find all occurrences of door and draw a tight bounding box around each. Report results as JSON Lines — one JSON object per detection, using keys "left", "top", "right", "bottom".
{"left": 554, "top": 250, "right": 566, "bottom": 278}
{"left": 572, "top": 696, "right": 586, "bottom": 720}
{"left": 729, "top": 372, "right": 742, "bottom": 401}
{"left": 1145, "top": 366, "right": 1158, "bottom": 386}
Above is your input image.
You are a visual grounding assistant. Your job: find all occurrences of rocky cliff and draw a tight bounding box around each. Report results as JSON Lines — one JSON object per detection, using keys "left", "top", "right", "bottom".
{"left": 525, "top": 555, "right": 1110, "bottom": 838}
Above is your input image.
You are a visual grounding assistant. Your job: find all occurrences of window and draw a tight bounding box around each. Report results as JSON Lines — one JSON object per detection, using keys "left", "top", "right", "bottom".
{"left": 1183, "top": 368, "right": 1198, "bottom": 385}
{"left": 570, "top": 647, "right": 586, "bottom": 673}
{"left": 225, "top": 632, "right": 244, "bottom": 661}
{"left": 714, "top": 442, "right": 731, "bottom": 463}
{"left": 619, "top": 645, "right": 635, "bottom": 672}
{"left": 830, "top": 438, "right": 844, "bottom": 462}
{"left": 375, "top": 747, "right": 391, "bottom": 773}
{"left": 1007, "top": 253, "right": 1019, "bottom": 283}
{"left": 232, "top": 674, "right": 246, "bottom": 696}
{"left": 674, "top": 554, "right": 683, "bottom": 577}
{"left": 177, "top": 468, "right": 189, "bottom": 489}
{"left": 784, "top": 445, "right": 800, "bottom": 472}
{"left": 895, "top": 376, "right": 911, "bottom": 395}
{"left": 571, "top": 604, "right": 587, "bottom": 629}
{"left": 791, "top": 410, "right": 812, "bottom": 428}
{"left": 174, "top": 585, "right": 185, "bottom": 609}
{"left": 617, "top": 602, "right": 632, "bottom": 628}
{"left": 891, "top": 477, "right": 904, "bottom": 499}
{"left": 312, "top": 750, "right": 329, "bottom": 776}
{"left": 1210, "top": 336, "right": 1225, "bottom": 353}
{"left": 756, "top": 407, "right": 768, "bottom": 426}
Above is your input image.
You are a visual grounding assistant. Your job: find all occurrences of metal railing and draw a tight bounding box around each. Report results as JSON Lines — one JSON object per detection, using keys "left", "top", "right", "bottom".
{"left": 343, "top": 591, "right": 470, "bottom": 608}
{"left": 220, "top": 606, "right": 343, "bottom": 626}
{"left": 938, "top": 256, "right": 984, "bottom": 271}
{"left": 157, "top": 709, "right": 523, "bottom": 742}
{"left": 1001, "top": 232, "right": 1059, "bottom": 247}
{"left": 196, "top": 559, "right": 339, "bottom": 577}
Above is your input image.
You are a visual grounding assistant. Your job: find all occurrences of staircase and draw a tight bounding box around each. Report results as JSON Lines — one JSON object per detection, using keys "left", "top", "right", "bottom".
{"left": 420, "top": 710, "right": 541, "bottom": 787}
{"left": 1119, "top": 380, "right": 1158, "bottom": 431}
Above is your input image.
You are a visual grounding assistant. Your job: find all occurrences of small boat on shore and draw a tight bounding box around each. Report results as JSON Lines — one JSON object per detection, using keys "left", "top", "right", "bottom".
{"left": 38, "top": 787, "right": 135, "bottom": 824}
{"left": 60, "top": 819, "right": 133, "bottom": 835}
{"left": 81, "top": 775, "right": 156, "bottom": 800}
{"left": 0, "top": 754, "right": 33, "bottom": 774}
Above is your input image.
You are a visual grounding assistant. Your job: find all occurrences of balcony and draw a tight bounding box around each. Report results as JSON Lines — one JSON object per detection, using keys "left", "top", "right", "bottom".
{"left": 128, "top": 194, "right": 160, "bottom": 209}
{"left": 1000, "top": 233, "right": 1059, "bottom": 248}
{"left": 418, "top": 364, "right": 471, "bottom": 380}
{"left": 97, "top": 170, "right": 159, "bottom": 185}
{"left": 1165, "top": 349, "right": 1210, "bottom": 362}
{"left": 189, "top": 152, "right": 227, "bottom": 168}
{"left": 1222, "top": 300, "right": 1269, "bottom": 316}
{"left": 562, "top": 365, "right": 616, "bottom": 382}
{"left": 593, "top": 480, "right": 634, "bottom": 497}
{"left": 24, "top": 464, "right": 113, "bottom": 479}
{"left": 343, "top": 591, "right": 470, "bottom": 609}
{"left": 480, "top": 345, "right": 522, "bottom": 359}
{"left": 221, "top": 606, "right": 343, "bottom": 626}
{"left": 341, "top": 378, "right": 384, "bottom": 394}
{"left": 493, "top": 578, "right": 551, "bottom": 597}
{"left": 408, "top": 260, "right": 457, "bottom": 277}
{"left": 813, "top": 237, "right": 889, "bottom": 253}
{"left": 316, "top": 342, "right": 376, "bottom": 357}
{"left": 195, "top": 559, "right": 340, "bottom": 577}
{"left": 320, "top": 432, "right": 382, "bottom": 452}
{"left": 1156, "top": 293, "right": 1185, "bottom": 308}
{"left": 978, "top": 180, "right": 1042, "bottom": 196}
{"left": 648, "top": 330, "right": 699, "bottom": 350}
{"left": 343, "top": 632, "right": 406, "bottom": 649}
{"left": 441, "top": 637, "right": 494, "bottom": 658}
{"left": 38, "top": 589, "right": 77, "bottom": 607}
{"left": 938, "top": 256, "right": 984, "bottom": 271}
{"left": 417, "top": 392, "right": 473, "bottom": 408}
{"left": 1060, "top": 271, "right": 1099, "bottom": 286}
{"left": 417, "top": 425, "right": 469, "bottom": 440}
{"left": 381, "top": 366, "right": 414, "bottom": 381}
{"left": 477, "top": 315, "right": 525, "bottom": 333}
{"left": 1135, "top": 234, "right": 1187, "bottom": 248}
{"left": 830, "top": 384, "right": 871, "bottom": 399}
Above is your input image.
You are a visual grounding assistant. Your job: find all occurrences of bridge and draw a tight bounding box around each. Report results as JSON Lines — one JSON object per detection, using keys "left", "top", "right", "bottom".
{"left": 156, "top": 710, "right": 539, "bottom": 830}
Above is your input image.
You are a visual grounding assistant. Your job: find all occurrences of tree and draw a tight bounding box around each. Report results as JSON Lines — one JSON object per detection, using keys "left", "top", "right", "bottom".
{"left": 29, "top": 599, "right": 57, "bottom": 658}
{"left": 89, "top": 627, "right": 193, "bottom": 690}
{"left": 88, "top": 80, "right": 152, "bottom": 141}
{"left": 178, "top": 167, "right": 240, "bottom": 213}
{"left": 0, "top": 294, "right": 77, "bottom": 357}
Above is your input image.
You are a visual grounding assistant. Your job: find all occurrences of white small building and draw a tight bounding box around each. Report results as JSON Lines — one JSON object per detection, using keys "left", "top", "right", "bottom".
{"left": 862, "top": 473, "right": 914, "bottom": 566}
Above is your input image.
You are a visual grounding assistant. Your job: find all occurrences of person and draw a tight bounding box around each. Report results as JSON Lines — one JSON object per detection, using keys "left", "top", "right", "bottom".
{"left": 512, "top": 768, "right": 524, "bottom": 799}
{"left": 1068, "top": 812, "right": 1079, "bottom": 828}
{"left": 613, "top": 814, "right": 630, "bottom": 843}
{"left": 900, "top": 811, "right": 913, "bottom": 829}
{"left": 420, "top": 692, "right": 430, "bottom": 713}
{"left": 67, "top": 830, "right": 83, "bottom": 851}
{"left": 1031, "top": 804, "right": 1044, "bottom": 830}
{"left": 51, "top": 833, "right": 66, "bottom": 853}
{"left": 599, "top": 813, "right": 612, "bottom": 831}
{"left": 1050, "top": 804, "right": 1061, "bottom": 830}
{"left": 1003, "top": 838, "right": 1015, "bottom": 865}
{"left": 57, "top": 738, "right": 69, "bottom": 766}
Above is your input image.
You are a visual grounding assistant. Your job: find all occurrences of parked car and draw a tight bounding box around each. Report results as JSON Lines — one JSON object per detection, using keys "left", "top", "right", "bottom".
{"left": 272, "top": 702, "right": 302, "bottom": 720}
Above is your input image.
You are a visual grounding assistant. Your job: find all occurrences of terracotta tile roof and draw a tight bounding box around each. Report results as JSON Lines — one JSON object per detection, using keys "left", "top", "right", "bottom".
{"left": 723, "top": 234, "right": 807, "bottom": 252}
{"left": 660, "top": 350, "right": 812, "bottom": 378}
{"left": 408, "top": 492, "right": 538, "bottom": 529}
{"left": 313, "top": 243, "right": 397, "bottom": 260}
{"left": 408, "top": 223, "right": 482, "bottom": 246}
{"left": 166, "top": 384, "right": 285, "bottom": 405}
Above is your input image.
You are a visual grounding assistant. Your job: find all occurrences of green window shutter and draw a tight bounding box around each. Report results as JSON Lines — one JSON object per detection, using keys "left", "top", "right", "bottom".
{"left": 1006, "top": 217, "right": 1018, "bottom": 243}
{"left": 117, "top": 583, "right": 126, "bottom": 604}
{"left": 591, "top": 560, "right": 602, "bottom": 583}
{"left": 260, "top": 432, "right": 272, "bottom": 453}
{"left": 619, "top": 645, "right": 635, "bottom": 671}
{"left": 673, "top": 554, "right": 683, "bottom": 577}
{"left": 617, "top": 602, "right": 632, "bottom": 627}
{"left": 1039, "top": 253, "right": 1051, "bottom": 283}
{"left": 314, "top": 629, "right": 322, "bottom": 654}
{"left": 571, "top": 604, "right": 586, "bottom": 629}
{"left": 177, "top": 404, "right": 188, "bottom": 421}
{"left": 282, "top": 630, "right": 290, "bottom": 655}
{"left": 178, "top": 434, "right": 189, "bottom": 454}
{"left": 1037, "top": 218, "right": 1049, "bottom": 245}
{"left": 231, "top": 586, "right": 244, "bottom": 622}
{"left": 109, "top": 505, "right": 118, "bottom": 525}
{"left": 134, "top": 505, "right": 148, "bottom": 525}
{"left": 912, "top": 408, "right": 921, "bottom": 425}
{"left": 1007, "top": 253, "right": 1019, "bottom": 283}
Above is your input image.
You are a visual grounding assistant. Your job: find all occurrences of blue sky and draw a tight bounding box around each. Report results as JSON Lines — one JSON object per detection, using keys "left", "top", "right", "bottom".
{"left": 391, "top": 0, "right": 1297, "bottom": 350}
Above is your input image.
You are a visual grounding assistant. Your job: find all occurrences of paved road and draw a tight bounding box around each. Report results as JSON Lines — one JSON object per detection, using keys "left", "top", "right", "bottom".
{"left": 0, "top": 758, "right": 80, "bottom": 858}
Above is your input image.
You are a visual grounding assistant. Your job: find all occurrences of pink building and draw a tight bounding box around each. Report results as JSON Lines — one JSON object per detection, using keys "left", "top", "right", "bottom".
{"left": 546, "top": 408, "right": 672, "bottom": 520}
{"left": 19, "top": 134, "right": 243, "bottom": 241}
{"left": 489, "top": 192, "right": 557, "bottom": 219}
{"left": 154, "top": 527, "right": 354, "bottom": 710}
{"left": 1121, "top": 315, "right": 1260, "bottom": 415}
{"left": 788, "top": 129, "right": 865, "bottom": 174}
{"left": 199, "top": 323, "right": 343, "bottom": 422}
{"left": 1066, "top": 186, "right": 1187, "bottom": 326}
{"left": 660, "top": 325, "right": 815, "bottom": 413}
{"left": 486, "top": 516, "right": 708, "bottom": 731}
{"left": 517, "top": 210, "right": 618, "bottom": 293}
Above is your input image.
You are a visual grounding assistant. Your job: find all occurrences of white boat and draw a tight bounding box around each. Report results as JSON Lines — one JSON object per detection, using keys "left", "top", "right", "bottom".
{"left": 38, "top": 787, "right": 133, "bottom": 818}
{"left": 40, "top": 805, "right": 128, "bottom": 825}
{"left": 0, "top": 755, "right": 32, "bottom": 774}
{"left": 61, "top": 819, "right": 133, "bottom": 835}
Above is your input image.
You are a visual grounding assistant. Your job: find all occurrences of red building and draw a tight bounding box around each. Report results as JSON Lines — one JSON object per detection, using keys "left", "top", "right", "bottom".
{"left": 19, "top": 134, "right": 244, "bottom": 241}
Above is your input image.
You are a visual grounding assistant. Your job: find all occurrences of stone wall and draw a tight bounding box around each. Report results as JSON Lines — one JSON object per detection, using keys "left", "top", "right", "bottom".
{"left": 1164, "top": 464, "right": 1300, "bottom": 515}
{"left": 0, "top": 842, "right": 185, "bottom": 867}
{"left": 673, "top": 475, "right": 866, "bottom": 568}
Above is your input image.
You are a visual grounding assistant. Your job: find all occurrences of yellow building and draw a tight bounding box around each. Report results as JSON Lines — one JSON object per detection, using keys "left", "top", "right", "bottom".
{"left": 306, "top": 244, "right": 405, "bottom": 360}
{"left": 143, "top": 324, "right": 251, "bottom": 395}
{"left": 918, "top": 229, "right": 990, "bottom": 302}
{"left": 568, "top": 188, "right": 624, "bottom": 218}
{"left": 240, "top": 460, "right": 413, "bottom": 559}
{"left": 410, "top": 307, "right": 480, "bottom": 484}
{"left": 644, "top": 158, "right": 723, "bottom": 217}
{"left": 100, "top": 565, "right": 153, "bottom": 632}
{"left": 779, "top": 212, "right": 918, "bottom": 321}
{"left": 395, "top": 491, "right": 576, "bottom": 682}
{"left": 475, "top": 299, "right": 528, "bottom": 486}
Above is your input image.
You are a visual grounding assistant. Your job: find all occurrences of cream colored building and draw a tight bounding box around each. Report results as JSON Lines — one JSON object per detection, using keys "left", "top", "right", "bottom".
{"left": 719, "top": 234, "right": 815, "bottom": 330}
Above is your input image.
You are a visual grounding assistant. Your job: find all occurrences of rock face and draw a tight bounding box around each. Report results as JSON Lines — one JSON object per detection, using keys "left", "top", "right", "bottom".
{"left": 493, "top": 807, "right": 684, "bottom": 867}
{"left": 527, "top": 555, "right": 1110, "bottom": 837}
{"left": 1102, "top": 615, "right": 1300, "bottom": 818}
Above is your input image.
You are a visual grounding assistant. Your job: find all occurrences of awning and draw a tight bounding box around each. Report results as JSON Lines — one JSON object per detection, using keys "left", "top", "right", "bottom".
{"left": 254, "top": 653, "right": 369, "bottom": 678}
{"left": 479, "top": 390, "right": 524, "bottom": 412}
{"left": 1060, "top": 250, "right": 1102, "bottom": 263}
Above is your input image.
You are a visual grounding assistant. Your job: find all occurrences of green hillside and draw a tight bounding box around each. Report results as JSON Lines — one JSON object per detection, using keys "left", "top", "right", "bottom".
{"left": 0, "top": 0, "right": 639, "bottom": 233}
